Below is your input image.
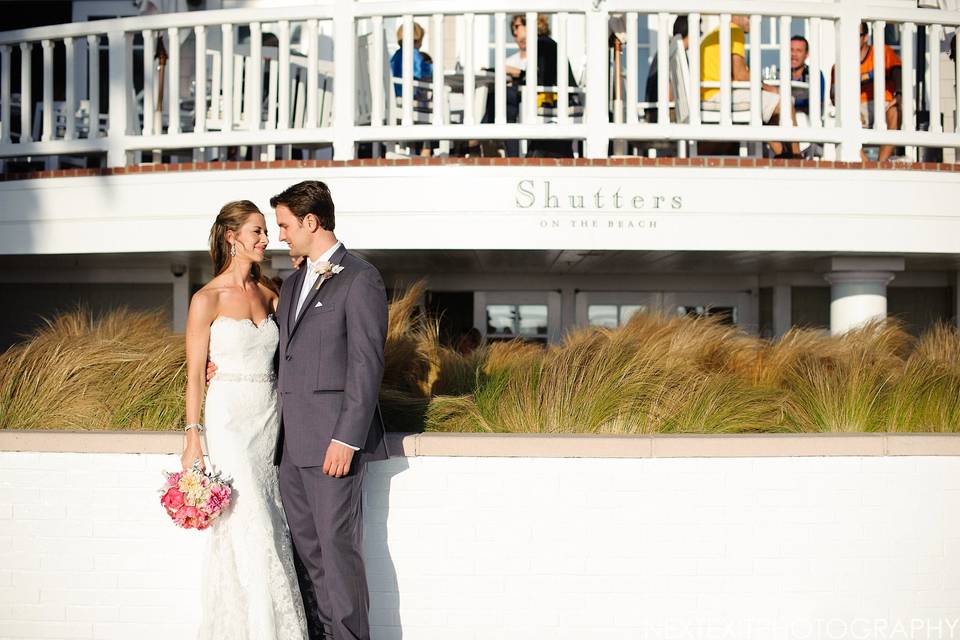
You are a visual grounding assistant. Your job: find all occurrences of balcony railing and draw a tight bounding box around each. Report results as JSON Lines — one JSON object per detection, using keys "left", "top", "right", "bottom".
{"left": 0, "top": 0, "right": 958, "bottom": 168}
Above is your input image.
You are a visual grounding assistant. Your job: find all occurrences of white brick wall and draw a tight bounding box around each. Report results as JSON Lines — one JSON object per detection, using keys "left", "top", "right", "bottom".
{"left": 2, "top": 452, "right": 960, "bottom": 640}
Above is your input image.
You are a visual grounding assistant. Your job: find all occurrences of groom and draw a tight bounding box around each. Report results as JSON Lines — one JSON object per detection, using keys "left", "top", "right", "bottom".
{"left": 272, "top": 180, "right": 389, "bottom": 640}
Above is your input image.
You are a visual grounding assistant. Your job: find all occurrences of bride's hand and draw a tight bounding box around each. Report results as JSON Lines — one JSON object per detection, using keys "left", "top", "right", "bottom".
{"left": 181, "top": 433, "right": 205, "bottom": 472}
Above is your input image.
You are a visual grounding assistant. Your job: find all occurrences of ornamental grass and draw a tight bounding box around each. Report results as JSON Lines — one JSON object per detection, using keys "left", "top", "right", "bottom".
{"left": 2, "top": 283, "right": 960, "bottom": 433}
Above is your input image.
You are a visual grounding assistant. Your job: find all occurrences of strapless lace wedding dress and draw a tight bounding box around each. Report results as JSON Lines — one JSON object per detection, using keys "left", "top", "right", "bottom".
{"left": 198, "top": 315, "right": 307, "bottom": 639}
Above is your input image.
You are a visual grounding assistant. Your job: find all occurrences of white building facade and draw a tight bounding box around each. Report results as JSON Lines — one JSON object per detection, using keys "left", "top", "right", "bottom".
{"left": 1, "top": 0, "right": 959, "bottom": 347}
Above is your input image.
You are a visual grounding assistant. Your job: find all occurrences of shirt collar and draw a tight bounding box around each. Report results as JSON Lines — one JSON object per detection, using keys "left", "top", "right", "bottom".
{"left": 306, "top": 241, "right": 342, "bottom": 271}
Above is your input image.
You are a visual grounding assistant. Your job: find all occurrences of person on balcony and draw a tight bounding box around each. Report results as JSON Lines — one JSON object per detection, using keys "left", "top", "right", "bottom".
{"left": 475, "top": 13, "right": 533, "bottom": 157}
{"left": 644, "top": 16, "right": 689, "bottom": 123}
{"left": 831, "top": 22, "right": 902, "bottom": 162}
{"left": 389, "top": 22, "right": 435, "bottom": 157}
{"left": 789, "top": 35, "right": 826, "bottom": 118}
{"left": 389, "top": 22, "right": 433, "bottom": 98}
{"left": 477, "top": 13, "right": 579, "bottom": 158}
{"left": 700, "top": 15, "right": 799, "bottom": 157}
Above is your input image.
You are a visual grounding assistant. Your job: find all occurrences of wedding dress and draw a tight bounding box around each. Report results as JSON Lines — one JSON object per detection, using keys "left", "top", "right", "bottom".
{"left": 198, "top": 315, "right": 307, "bottom": 639}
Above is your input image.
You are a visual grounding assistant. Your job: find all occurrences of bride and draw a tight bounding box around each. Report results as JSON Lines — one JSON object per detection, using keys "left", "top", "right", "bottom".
{"left": 181, "top": 200, "right": 307, "bottom": 639}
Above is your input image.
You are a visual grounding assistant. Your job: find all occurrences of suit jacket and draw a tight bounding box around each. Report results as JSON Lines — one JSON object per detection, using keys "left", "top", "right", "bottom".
{"left": 273, "top": 244, "right": 389, "bottom": 467}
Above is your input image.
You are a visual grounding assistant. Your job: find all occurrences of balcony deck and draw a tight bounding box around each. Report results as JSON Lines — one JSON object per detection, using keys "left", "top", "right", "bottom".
{"left": 0, "top": 1, "right": 958, "bottom": 169}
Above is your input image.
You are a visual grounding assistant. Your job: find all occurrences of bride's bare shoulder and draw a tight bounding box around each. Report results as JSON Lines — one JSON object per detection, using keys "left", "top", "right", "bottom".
{"left": 188, "top": 282, "right": 223, "bottom": 324}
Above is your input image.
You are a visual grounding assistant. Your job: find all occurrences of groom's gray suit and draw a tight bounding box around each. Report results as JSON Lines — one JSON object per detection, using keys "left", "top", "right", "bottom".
{"left": 274, "top": 242, "right": 389, "bottom": 640}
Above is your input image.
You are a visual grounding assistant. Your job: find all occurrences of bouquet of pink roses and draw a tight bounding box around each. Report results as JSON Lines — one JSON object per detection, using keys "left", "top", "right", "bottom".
{"left": 159, "top": 463, "right": 232, "bottom": 530}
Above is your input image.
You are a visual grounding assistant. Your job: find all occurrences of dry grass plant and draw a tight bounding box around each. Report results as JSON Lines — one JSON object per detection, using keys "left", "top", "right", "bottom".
{"left": 0, "top": 307, "right": 185, "bottom": 430}
{"left": 3, "top": 285, "right": 960, "bottom": 434}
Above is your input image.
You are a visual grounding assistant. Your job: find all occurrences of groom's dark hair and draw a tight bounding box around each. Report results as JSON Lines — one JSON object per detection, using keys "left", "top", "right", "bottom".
{"left": 270, "top": 180, "right": 336, "bottom": 231}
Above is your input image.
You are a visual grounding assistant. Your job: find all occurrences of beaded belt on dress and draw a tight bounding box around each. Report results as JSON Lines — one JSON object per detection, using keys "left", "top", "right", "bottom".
{"left": 214, "top": 372, "right": 276, "bottom": 383}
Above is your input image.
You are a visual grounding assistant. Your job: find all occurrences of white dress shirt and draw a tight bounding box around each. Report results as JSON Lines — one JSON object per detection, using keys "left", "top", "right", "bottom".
{"left": 295, "top": 241, "right": 342, "bottom": 318}
{"left": 293, "top": 241, "right": 359, "bottom": 452}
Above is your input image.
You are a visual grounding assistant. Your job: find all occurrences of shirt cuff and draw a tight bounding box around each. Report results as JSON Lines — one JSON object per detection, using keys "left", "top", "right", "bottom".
{"left": 331, "top": 439, "right": 360, "bottom": 451}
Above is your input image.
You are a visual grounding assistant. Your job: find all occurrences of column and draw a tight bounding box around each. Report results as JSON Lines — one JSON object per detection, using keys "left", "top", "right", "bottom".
{"left": 171, "top": 266, "right": 189, "bottom": 333}
{"left": 823, "top": 271, "right": 894, "bottom": 335}
{"left": 772, "top": 284, "right": 792, "bottom": 338}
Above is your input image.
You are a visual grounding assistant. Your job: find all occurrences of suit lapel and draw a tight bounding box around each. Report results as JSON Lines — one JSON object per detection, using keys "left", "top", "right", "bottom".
{"left": 285, "top": 262, "right": 307, "bottom": 337}
{"left": 288, "top": 243, "right": 349, "bottom": 342}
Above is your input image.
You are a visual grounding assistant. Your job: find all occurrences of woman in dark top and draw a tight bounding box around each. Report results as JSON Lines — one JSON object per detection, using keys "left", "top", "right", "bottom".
{"left": 479, "top": 13, "right": 578, "bottom": 157}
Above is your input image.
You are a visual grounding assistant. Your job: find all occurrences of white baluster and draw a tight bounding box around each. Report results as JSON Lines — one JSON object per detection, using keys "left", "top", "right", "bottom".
{"left": 41, "top": 39, "right": 53, "bottom": 141}
{"left": 873, "top": 20, "right": 885, "bottom": 131}
{"left": 233, "top": 50, "right": 243, "bottom": 128}
{"left": 557, "top": 12, "right": 568, "bottom": 125}
{"left": 929, "top": 23, "right": 941, "bottom": 134}
{"left": 719, "top": 14, "right": 731, "bottom": 127}
{"left": 626, "top": 12, "right": 638, "bottom": 125}
{"left": 656, "top": 12, "right": 669, "bottom": 125}
{"left": 372, "top": 16, "right": 385, "bottom": 126}
{"left": 277, "top": 20, "right": 289, "bottom": 130}
{"left": 194, "top": 25, "right": 207, "bottom": 134}
{"left": 432, "top": 13, "right": 444, "bottom": 127}
{"left": 749, "top": 15, "right": 761, "bottom": 127}
{"left": 900, "top": 22, "right": 915, "bottom": 161}
{"left": 167, "top": 27, "right": 180, "bottom": 134}
{"left": 86, "top": 35, "right": 99, "bottom": 139}
{"left": 20, "top": 42, "right": 32, "bottom": 143}
{"left": 142, "top": 30, "right": 155, "bottom": 136}
{"left": 106, "top": 30, "right": 129, "bottom": 166}
{"left": 524, "top": 11, "right": 537, "bottom": 126}
{"left": 809, "top": 17, "right": 822, "bottom": 130}
{"left": 0, "top": 45, "right": 10, "bottom": 143}
{"left": 401, "top": 14, "right": 413, "bottom": 127}
{"left": 778, "top": 16, "right": 791, "bottom": 129}
{"left": 494, "top": 12, "right": 506, "bottom": 124}
{"left": 464, "top": 13, "right": 475, "bottom": 125}
{"left": 222, "top": 23, "right": 234, "bottom": 131}
{"left": 306, "top": 19, "right": 319, "bottom": 128}
{"left": 248, "top": 22, "right": 261, "bottom": 132}
{"left": 688, "top": 13, "right": 701, "bottom": 128}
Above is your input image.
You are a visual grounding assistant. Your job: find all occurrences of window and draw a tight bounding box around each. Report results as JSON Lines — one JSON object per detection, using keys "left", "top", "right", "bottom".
{"left": 485, "top": 304, "right": 549, "bottom": 342}
{"left": 675, "top": 305, "right": 737, "bottom": 324}
{"left": 588, "top": 304, "right": 646, "bottom": 328}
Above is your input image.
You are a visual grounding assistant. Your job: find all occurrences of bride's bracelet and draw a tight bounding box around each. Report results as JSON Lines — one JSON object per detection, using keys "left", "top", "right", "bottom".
{"left": 184, "top": 423, "right": 205, "bottom": 433}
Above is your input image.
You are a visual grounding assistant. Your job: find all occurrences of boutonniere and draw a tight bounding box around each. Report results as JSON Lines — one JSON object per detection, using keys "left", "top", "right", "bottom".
{"left": 314, "top": 261, "right": 345, "bottom": 290}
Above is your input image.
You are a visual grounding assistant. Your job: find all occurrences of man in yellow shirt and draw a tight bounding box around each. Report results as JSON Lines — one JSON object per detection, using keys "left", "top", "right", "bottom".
{"left": 700, "top": 15, "right": 797, "bottom": 156}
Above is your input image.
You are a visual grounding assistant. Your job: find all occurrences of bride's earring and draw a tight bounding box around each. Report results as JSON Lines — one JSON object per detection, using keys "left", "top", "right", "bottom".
{"left": 229, "top": 244, "right": 236, "bottom": 257}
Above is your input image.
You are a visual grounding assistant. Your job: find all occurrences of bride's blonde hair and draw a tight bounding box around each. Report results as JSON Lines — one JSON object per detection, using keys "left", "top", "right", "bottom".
{"left": 209, "top": 200, "right": 278, "bottom": 294}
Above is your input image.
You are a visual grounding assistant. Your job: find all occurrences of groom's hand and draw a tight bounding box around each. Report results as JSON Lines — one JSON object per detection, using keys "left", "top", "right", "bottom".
{"left": 323, "top": 441, "right": 356, "bottom": 478}
{"left": 205, "top": 359, "right": 217, "bottom": 384}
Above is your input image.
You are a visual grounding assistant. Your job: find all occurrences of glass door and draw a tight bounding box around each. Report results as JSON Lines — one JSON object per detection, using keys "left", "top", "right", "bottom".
{"left": 575, "top": 292, "right": 663, "bottom": 328}
{"left": 475, "top": 291, "right": 563, "bottom": 344}
{"left": 663, "top": 291, "right": 754, "bottom": 328}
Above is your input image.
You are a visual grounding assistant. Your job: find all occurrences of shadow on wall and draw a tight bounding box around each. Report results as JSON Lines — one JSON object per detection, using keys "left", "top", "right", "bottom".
{"left": 364, "top": 457, "right": 409, "bottom": 640}
{"left": 288, "top": 456, "right": 408, "bottom": 640}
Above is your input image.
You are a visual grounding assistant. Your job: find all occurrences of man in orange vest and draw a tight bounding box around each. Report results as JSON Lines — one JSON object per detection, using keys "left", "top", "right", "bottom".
{"left": 832, "top": 22, "right": 902, "bottom": 162}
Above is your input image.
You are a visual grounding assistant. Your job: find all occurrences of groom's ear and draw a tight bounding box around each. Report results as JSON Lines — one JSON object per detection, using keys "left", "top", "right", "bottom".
{"left": 303, "top": 213, "right": 319, "bottom": 232}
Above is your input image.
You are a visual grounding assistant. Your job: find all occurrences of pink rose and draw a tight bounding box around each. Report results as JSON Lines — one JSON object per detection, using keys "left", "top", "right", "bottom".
{"left": 161, "top": 487, "right": 185, "bottom": 512}
{"left": 206, "top": 484, "right": 231, "bottom": 512}
{"left": 174, "top": 505, "right": 201, "bottom": 528}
